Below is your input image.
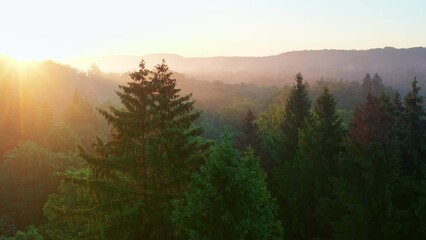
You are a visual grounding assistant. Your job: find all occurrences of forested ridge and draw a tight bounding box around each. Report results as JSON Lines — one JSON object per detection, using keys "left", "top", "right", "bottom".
{"left": 0, "top": 57, "right": 426, "bottom": 240}
{"left": 69, "top": 47, "right": 426, "bottom": 90}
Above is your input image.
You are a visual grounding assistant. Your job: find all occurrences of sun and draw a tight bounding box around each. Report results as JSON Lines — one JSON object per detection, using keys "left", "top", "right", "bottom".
{"left": 0, "top": 56, "right": 42, "bottom": 85}
{"left": 3, "top": 52, "right": 45, "bottom": 62}
{"left": 0, "top": 46, "right": 54, "bottom": 62}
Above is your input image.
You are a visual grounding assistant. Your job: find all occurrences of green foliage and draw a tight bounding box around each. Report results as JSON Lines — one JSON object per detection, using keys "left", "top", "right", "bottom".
{"left": 0, "top": 226, "right": 43, "bottom": 240}
{"left": 361, "top": 73, "right": 386, "bottom": 98}
{"left": 44, "top": 60, "right": 209, "bottom": 239}
{"left": 402, "top": 77, "right": 426, "bottom": 177}
{"left": 173, "top": 136, "right": 283, "bottom": 240}
{"left": 44, "top": 123, "right": 80, "bottom": 153}
{"left": 43, "top": 168, "right": 93, "bottom": 239}
{"left": 280, "top": 72, "right": 311, "bottom": 163}
{"left": 331, "top": 93, "right": 402, "bottom": 239}
{"left": 274, "top": 88, "right": 344, "bottom": 239}
{"left": 257, "top": 105, "right": 285, "bottom": 174}
{"left": 0, "top": 141, "right": 77, "bottom": 230}
{"left": 62, "top": 93, "right": 107, "bottom": 150}
{"left": 199, "top": 97, "right": 264, "bottom": 141}
{"left": 235, "top": 109, "right": 261, "bottom": 154}
{"left": 312, "top": 79, "right": 363, "bottom": 111}
{"left": 390, "top": 78, "right": 426, "bottom": 239}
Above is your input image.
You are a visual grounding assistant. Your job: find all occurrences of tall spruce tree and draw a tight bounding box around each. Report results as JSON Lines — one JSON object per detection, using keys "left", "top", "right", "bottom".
{"left": 402, "top": 77, "right": 426, "bottom": 177}
{"left": 361, "top": 73, "right": 372, "bottom": 98}
{"left": 361, "top": 73, "right": 385, "bottom": 98}
{"left": 236, "top": 109, "right": 261, "bottom": 153}
{"left": 331, "top": 93, "right": 402, "bottom": 239}
{"left": 391, "top": 78, "right": 426, "bottom": 239}
{"left": 44, "top": 60, "right": 209, "bottom": 240}
{"left": 280, "top": 72, "right": 311, "bottom": 163}
{"left": 371, "top": 73, "right": 385, "bottom": 97}
{"left": 275, "top": 88, "right": 344, "bottom": 240}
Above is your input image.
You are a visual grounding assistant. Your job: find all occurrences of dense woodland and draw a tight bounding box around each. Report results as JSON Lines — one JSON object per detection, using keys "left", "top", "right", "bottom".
{"left": 0, "top": 57, "right": 425, "bottom": 239}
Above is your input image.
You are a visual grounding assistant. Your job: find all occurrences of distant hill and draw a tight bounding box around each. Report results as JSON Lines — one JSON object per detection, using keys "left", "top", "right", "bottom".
{"left": 66, "top": 47, "right": 426, "bottom": 90}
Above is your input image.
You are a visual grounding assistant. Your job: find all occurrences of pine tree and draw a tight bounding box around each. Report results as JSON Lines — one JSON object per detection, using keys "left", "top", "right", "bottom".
{"left": 173, "top": 136, "right": 283, "bottom": 240}
{"left": 44, "top": 60, "right": 209, "bottom": 239}
{"left": 280, "top": 72, "right": 311, "bottom": 163}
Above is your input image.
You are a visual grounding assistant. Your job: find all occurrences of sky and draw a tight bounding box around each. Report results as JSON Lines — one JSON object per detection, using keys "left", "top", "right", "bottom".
{"left": 0, "top": 0, "right": 425, "bottom": 60}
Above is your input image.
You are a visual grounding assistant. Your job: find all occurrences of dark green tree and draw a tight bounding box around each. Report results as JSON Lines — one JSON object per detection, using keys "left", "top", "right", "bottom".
{"left": 44, "top": 60, "right": 209, "bottom": 240}
{"left": 361, "top": 73, "right": 385, "bottom": 98}
{"left": 275, "top": 88, "right": 344, "bottom": 240}
{"left": 280, "top": 72, "right": 311, "bottom": 163}
{"left": 371, "top": 73, "right": 385, "bottom": 97}
{"left": 391, "top": 78, "right": 426, "bottom": 240}
{"left": 331, "top": 93, "right": 402, "bottom": 239}
{"left": 0, "top": 225, "right": 43, "bottom": 240}
{"left": 0, "top": 142, "right": 75, "bottom": 230}
{"left": 361, "top": 73, "right": 372, "bottom": 98}
{"left": 257, "top": 105, "right": 285, "bottom": 176}
{"left": 402, "top": 77, "right": 426, "bottom": 177}
{"left": 173, "top": 136, "right": 283, "bottom": 240}
{"left": 236, "top": 109, "right": 261, "bottom": 153}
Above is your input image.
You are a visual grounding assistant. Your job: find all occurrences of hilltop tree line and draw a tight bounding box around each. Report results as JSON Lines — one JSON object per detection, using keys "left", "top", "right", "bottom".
{"left": 0, "top": 59, "right": 425, "bottom": 239}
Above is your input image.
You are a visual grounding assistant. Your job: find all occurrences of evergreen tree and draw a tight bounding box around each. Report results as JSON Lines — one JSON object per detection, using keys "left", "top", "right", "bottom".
{"left": 371, "top": 73, "right": 385, "bottom": 97}
{"left": 280, "top": 72, "right": 311, "bottom": 163}
{"left": 44, "top": 60, "right": 209, "bottom": 240}
{"left": 402, "top": 77, "right": 426, "bottom": 177}
{"left": 173, "top": 136, "right": 283, "bottom": 240}
{"left": 361, "top": 73, "right": 372, "bottom": 98}
{"left": 236, "top": 108, "right": 261, "bottom": 153}
{"left": 270, "top": 73, "right": 310, "bottom": 239}
{"left": 391, "top": 78, "right": 426, "bottom": 239}
{"left": 361, "top": 73, "right": 385, "bottom": 98}
{"left": 275, "top": 88, "right": 344, "bottom": 240}
{"left": 331, "top": 93, "right": 402, "bottom": 239}
{"left": 416, "top": 170, "right": 426, "bottom": 239}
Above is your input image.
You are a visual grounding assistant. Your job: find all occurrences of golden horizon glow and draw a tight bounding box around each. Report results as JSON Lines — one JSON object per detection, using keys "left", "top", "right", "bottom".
{"left": 0, "top": 0, "right": 425, "bottom": 61}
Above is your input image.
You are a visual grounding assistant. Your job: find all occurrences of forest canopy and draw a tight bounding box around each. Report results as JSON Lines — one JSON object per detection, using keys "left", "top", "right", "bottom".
{"left": 0, "top": 56, "right": 425, "bottom": 240}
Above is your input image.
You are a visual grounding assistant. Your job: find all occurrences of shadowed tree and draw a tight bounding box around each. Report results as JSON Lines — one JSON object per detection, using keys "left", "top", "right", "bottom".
{"left": 236, "top": 108, "right": 261, "bottom": 153}
{"left": 331, "top": 93, "right": 402, "bottom": 239}
{"left": 173, "top": 136, "right": 283, "bottom": 240}
{"left": 280, "top": 72, "right": 311, "bottom": 163}
{"left": 275, "top": 88, "right": 344, "bottom": 240}
{"left": 44, "top": 60, "right": 209, "bottom": 240}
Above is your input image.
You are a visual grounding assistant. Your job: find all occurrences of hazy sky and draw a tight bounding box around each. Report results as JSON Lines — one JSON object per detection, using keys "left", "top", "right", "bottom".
{"left": 0, "top": 0, "right": 425, "bottom": 60}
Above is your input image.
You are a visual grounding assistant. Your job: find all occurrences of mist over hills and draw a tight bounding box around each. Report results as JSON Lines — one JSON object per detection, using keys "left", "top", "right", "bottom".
{"left": 68, "top": 47, "right": 426, "bottom": 89}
